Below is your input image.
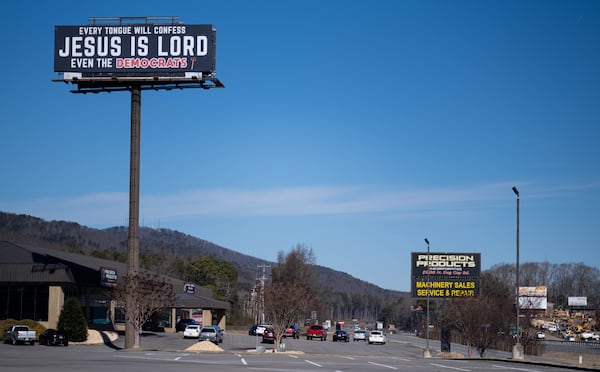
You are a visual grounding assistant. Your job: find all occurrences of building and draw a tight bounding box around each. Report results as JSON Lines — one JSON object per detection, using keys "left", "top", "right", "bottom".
{"left": 0, "top": 241, "right": 229, "bottom": 331}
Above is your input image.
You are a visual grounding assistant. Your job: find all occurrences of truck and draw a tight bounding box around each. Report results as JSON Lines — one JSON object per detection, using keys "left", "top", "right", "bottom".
{"left": 306, "top": 324, "right": 327, "bottom": 341}
{"left": 3, "top": 325, "right": 36, "bottom": 345}
{"left": 580, "top": 331, "right": 600, "bottom": 341}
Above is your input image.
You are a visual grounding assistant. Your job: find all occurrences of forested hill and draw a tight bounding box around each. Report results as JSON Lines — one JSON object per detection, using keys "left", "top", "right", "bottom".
{"left": 0, "top": 211, "right": 405, "bottom": 299}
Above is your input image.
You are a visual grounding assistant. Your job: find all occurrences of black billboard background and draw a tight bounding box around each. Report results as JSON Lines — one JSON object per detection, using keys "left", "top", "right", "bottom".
{"left": 54, "top": 24, "right": 216, "bottom": 77}
{"left": 411, "top": 252, "right": 481, "bottom": 298}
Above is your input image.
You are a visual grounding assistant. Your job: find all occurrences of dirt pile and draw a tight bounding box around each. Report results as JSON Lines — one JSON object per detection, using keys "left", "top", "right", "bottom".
{"left": 185, "top": 341, "right": 224, "bottom": 352}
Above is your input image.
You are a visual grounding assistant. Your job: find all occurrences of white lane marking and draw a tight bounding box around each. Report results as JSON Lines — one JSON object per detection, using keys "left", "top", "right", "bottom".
{"left": 368, "top": 361, "right": 398, "bottom": 369}
{"left": 288, "top": 355, "right": 299, "bottom": 359}
{"left": 304, "top": 359, "right": 322, "bottom": 367}
{"left": 240, "top": 358, "right": 247, "bottom": 365}
{"left": 174, "top": 356, "right": 182, "bottom": 361}
{"left": 430, "top": 363, "right": 471, "bottom": 371}
{"left": 492, "top": 365, "right": 542, "bottom": 372}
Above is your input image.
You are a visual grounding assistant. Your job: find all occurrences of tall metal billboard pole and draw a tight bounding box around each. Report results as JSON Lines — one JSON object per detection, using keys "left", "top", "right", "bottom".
{"left": 125, "top": 85, "right": 141, "bottom": 349}
{"left": 53, "top": 17, "right": 224, "bottom": 350}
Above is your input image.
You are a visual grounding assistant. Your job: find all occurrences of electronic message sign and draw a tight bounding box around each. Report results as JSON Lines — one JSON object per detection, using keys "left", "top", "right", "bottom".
{"left": 411, "top": 252, "right": 481, "bottom": 298}
{"left": 54, "top": 24, "right": 216, "bottom": 79}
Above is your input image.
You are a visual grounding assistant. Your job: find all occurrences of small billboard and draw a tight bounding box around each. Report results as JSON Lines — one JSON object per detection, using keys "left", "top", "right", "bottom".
{"left": 100, "top": 267, "right": 117, "bottom": 287}
{"left": 518, "top": 286, "right": 547, "bottom": 310}
{"left": 568, "top": 296, "right": 588, "bottom": 307}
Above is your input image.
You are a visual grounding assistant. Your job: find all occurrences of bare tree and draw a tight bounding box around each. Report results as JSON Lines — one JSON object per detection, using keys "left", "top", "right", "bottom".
{"left": 446, "top": 272, "right": 513, "bottom": 357}
{"left": 263, "top": 244, "right": 318, "bottom": 351}
{"left": 112, "top": 271, "right": 175, "bottom": 348}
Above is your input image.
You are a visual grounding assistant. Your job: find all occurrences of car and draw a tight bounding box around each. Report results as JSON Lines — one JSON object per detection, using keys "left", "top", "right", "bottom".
{"left": 353, "top": 330, "right": 369, "bottom": 341}
{"left": 283, "top": 325, "right": 300, "bottom": 339}
{"left": 332, "top": 330, "right": 350, "bottom": 342}
{"left": 261, "top": 327, "right": 276, "bottom": 343}
{"left": 368, "top": 330, "right": 387, "bottom": 344}
{"left": 249, "top": 324, "right": 269, "bottom": 336}
{"left": 175, "top": 319, "right": 197, "bottom": 332}
{"left": 306, "top": 324, "right": 327, "bottom": 341}
{"left": 199, "top": 325, "right": 223, "bottom": 344}
{"left": 535, "top": 331, "right": 545, "bottom": 340}
{"left": 248, "top": 324, "right": 258, "bottom": 336}
{"left": 39, "top": 329, "right": 68, "bottom": 346}
{"left": 183, "top": 324, "right": 201, "bottom": 338}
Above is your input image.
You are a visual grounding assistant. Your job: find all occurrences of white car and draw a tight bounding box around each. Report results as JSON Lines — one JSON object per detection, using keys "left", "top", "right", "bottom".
{"left": 353, "top": 330, "right": 369, "bottom": 342}
{"left": 368, "top": 330, "right": 387, "bottom": 344}
{"left": 183, "top": 324, "right": 201, "bottom": 338}
{"left": 255, "top": 324, "right": 269, "bottom": 336}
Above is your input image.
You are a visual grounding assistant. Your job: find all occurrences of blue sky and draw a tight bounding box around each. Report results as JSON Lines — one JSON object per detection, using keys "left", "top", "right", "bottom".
{"left": 1, "top": 1, "right": 599, "bottom": 292}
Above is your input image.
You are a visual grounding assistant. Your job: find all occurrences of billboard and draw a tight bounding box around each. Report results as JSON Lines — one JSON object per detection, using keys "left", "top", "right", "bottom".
{"left": 518, "top": 286, "right": 547, "bottom": 310}
{"left": 568, "top": 296, "right": 588, "bottom": 307}
{"left": 54, "top": 24, "right": 216, "bottom": 78}
{"left": 411, "top": 252, "right": 481, "bottom": 298}
{"left": 100, "top": 267, "right": 117, "bottom": 287}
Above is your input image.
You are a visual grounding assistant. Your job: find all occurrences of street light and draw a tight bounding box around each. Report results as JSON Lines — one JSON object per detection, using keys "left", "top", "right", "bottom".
{"left": 423, "top": 238, "right": 432, "bottom": 358}
{"left": 511, "top": 186, "right": 524, "bottom": 360}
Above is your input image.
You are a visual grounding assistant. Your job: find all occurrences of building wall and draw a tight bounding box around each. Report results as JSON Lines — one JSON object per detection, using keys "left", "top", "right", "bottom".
{"left": 47, "top": 286, "right": 64, "bottom": 329}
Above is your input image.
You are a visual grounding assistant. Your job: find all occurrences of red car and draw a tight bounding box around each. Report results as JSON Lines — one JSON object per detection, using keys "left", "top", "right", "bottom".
{"left": 284, "top": 326, "right": 300, "bottom": 339}
{"left": 261, "top": 328, "right": 276, "bottom": 343}
{"left": 306, "top": 324, "right": 327, "bottom": 341}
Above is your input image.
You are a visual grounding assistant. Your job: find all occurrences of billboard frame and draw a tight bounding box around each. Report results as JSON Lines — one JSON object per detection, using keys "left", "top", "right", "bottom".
{"left": 411, "top": 252, "right": 481, "bottom": 298}
{"left": 52, "top": 17, "right": 224, "bottom": 93}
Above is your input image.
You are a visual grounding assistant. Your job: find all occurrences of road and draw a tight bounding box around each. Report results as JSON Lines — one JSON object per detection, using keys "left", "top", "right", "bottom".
{"left": 0, "top": 330, "right": 596, "bottom": 371}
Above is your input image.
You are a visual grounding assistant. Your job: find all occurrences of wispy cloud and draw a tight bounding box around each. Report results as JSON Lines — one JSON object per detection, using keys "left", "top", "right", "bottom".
{"left": 2, "top": 181, "right": 595, "bottom": 227}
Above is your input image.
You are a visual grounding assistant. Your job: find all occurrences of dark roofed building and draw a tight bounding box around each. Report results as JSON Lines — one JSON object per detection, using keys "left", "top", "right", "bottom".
{"left": 0, "top": 241, "right": 229, "bottom": 331}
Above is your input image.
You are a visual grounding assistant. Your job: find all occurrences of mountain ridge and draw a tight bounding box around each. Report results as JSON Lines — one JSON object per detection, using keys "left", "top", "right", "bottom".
{"left": 0, "top": 211, "right": 405, "bottom": 299}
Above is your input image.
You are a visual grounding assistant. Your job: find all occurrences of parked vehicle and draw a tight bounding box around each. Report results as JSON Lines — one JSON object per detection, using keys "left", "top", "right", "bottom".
{"left": 249, "top": 324, "right": 269, "bottom": 336}
{"left": 183, "top": 324, "right": 201, "bottom": 338}
{"left": 261, "top": 327, "right": 276, "bottom": 344}
{"left": 3, "top": 325, "right": 36, "bottom": 345}
{"left": 283, "top": 325, "right": 300, "bottom": 339}
{"left": 581, "top": 331, "right": 600, "bottom": 341}
{"left": 353, "top": 330, "right": 369, "bottom": 341}
{"left": 535, "top": 331, "right": 545, "bottom": 340}
{"left": 564, "top": 333, "right": 575, "bottom": 342}
{"left": 199, "top": 325, "right": 223, "bottom": 344}
{"left": 306, "top": 324, "right": 327, "bottom": 341}
{"left": 175, "top": 319, "right": 197, "bottom": 332}
{"left": 38, "top": 329, "right": 68, "bottom": 346}
{"left": 332, "top": 330, "right": 349, "bottom": 342}
{"left": 368, "top": 330, "right": 387, "bottom": 344}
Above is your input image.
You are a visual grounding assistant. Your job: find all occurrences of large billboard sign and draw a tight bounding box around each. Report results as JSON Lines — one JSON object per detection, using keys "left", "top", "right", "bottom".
{"left": 411, "top": 252, "right": 481, "bottom": 298}
{"left": 54, "top": 24, "right": 216, "bottom": 79}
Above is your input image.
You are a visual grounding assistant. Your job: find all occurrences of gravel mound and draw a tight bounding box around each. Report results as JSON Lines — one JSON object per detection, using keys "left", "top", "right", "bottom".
{"left": 185, "top": 340, "right": 224, "bottom": 352}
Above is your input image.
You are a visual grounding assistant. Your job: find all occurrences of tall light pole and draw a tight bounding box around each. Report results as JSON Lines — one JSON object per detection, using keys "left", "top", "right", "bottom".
{"left": 511, "top": 186, "right": 524, "bottom": 360}
{"left": 423, "top": 238, "right": 432, "bottom": 358}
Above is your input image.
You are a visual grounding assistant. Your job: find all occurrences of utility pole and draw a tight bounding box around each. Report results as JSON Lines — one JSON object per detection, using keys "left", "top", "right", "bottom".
{"left": 257, "top": 264, "right": 270, "bottom": 324}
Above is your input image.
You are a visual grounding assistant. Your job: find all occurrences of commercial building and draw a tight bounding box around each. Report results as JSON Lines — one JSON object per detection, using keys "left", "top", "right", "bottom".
{"left": 0, "top": 241, "right": 229, "bottom": 331}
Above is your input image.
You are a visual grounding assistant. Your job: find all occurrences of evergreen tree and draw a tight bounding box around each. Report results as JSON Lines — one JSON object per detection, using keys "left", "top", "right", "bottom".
{"left": 58, "top": 297, "right": 88, "bottom": 342}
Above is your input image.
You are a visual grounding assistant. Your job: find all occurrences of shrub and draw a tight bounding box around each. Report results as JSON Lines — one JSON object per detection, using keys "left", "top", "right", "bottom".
{"left": 58, "top": 298, "right": 88, "bottom": 342}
